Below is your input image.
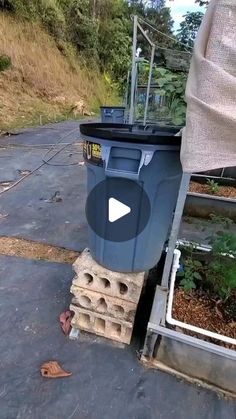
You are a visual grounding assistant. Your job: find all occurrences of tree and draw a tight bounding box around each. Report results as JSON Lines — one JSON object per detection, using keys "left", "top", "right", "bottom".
{"left": 65, "top": 0, "right": 99, "bottom": 58}
{"left": 195, "top": 0, "right": 209, "bottom": 5}
{"left": 98, "top": 0, "right": 131, "bottom": 89}
{"left": 128, "top": 0, "right": 174, "bottom": 63}
{"left": 177, "top": 11, "right": 204, "bottom": 49}
{"left": 0, "top": 0, "right": 13, "bottom": 10}
{"left": 147, "top": 0, "right": 165, "bottom": 8}
{"left": 128, "top": 0, "right": 145, "bottom": 16}
{"left": 145, "top": 5, "right": 173, "bottom": 44}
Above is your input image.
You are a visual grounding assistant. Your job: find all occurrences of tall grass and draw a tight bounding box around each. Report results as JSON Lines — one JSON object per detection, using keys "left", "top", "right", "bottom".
{"left": 0, "top": 13, "right": 119, "bottom": 129}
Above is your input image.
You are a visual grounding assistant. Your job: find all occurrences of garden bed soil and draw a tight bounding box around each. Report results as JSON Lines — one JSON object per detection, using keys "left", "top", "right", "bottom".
{"left": 173, "top": 288, "right": 236, "bottom": 350}
{"left": 189, "top": 181, "right": 236, "bottom": 199}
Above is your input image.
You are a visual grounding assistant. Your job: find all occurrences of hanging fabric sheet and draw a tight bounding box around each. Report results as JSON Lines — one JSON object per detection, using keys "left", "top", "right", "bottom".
{"left": 181, "top": 0, "right": 236, "bottom": 172}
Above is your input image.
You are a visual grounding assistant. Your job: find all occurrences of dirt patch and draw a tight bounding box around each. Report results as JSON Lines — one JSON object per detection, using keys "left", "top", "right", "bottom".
{"left": 173, "top": 288, "right": 236, "bottom": 350}
{"left": 0, "top": 236, "right": 79, "bottom": 264}
{"left": 189, "top": 181, "right": 236, "bottom": 199}
{"left": 0, "top": 14, "right": 115, "bottom": 131}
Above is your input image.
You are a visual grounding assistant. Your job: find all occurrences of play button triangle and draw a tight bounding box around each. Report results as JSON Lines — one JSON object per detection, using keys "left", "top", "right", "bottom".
{"left": 108, "top": 197, "right": 131, "bottom": 223}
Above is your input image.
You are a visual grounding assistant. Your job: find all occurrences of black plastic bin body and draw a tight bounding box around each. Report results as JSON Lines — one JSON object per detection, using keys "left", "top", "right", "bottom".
{"left": 100, "top": 106, "right": 126, "bottom": 124}
{"left": 81, "top": 123, "right": 182, "bottom": 272}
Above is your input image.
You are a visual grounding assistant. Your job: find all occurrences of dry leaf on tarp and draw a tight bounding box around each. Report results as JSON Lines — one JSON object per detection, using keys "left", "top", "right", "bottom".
{"left": 0, "top": 213, "right": 8, "bottom": 219}
{"left": 59, "top": 310, "right": 73, "bottom": 335}
{"left": 41, "top": 361, "right": 72, "bottom": 378}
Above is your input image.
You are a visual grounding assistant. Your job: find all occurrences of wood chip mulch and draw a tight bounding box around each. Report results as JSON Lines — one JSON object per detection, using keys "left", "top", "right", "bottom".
{"left": 0, "top": 236, "right": 79, "bottom": 264}
{"left": 189, "top": 181, "right": 236, "bottom": 199}
{"left": 173, "top": 288, "right": 236, "bottom": 350}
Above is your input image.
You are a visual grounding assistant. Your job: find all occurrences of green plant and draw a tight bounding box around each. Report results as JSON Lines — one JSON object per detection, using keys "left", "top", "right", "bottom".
{"left": 177, "top": 11, "right": 204, "bottom": 49}
{"left": 208, "top": 232, "right": 236, "bottom": 299}
{"left": 206, "top": 178, "right": 220, "bottom": 195}
{"left": 209, "top": 213, "right": 233, "bottom": 229}
{"left": 0, "top": 55, "right": 11, "bottom": 71}
{"left": 0, "top": 0, "right": 40, "bottom": 18}
{"left": 178, "top": 257, "right": 203, "bottom": 292}
{"left": 98, "top": 15, "right": 131, "bottom": 91}
{"left": 40, "top": 0, "right": 66, "bottom": 39}
{"left": 180, "top": 232, "right": 236, "bottom": 300}
{"left": 0, "top": 0, "right": 13, "bottom": 10}
{"left": 207, "top": 258, "right": 236, "bottom": 300}
{"left": 210, "top": 231, "right": 236, "bottom": 257}
{"left": 138, "top": 65, "right": 187, "bottom": 125}
{"left": 195, "top": 0, "right": 209, "bottom": 5}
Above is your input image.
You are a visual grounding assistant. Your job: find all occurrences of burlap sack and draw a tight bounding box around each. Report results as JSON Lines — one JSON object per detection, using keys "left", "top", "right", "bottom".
{"left": 181, "top": 0, "right": 236, "bottom": 173}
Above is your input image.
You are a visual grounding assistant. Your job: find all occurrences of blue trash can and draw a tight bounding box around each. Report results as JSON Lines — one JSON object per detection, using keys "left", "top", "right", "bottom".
{"left": 100, "top": 106, "right": 126, "bottom": 124}
{"left": 80, "top": 123, "right": 182, "bottom": 272}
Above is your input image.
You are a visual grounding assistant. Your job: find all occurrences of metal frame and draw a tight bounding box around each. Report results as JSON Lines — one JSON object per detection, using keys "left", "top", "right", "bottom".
{"left": 129, "top": 15, "right": 138, "bottom": 125}
{"left": 147, "top": 173, "right": 190, "bottom": 327}
{"left": 124, "top": 69, "right": 130, "bottom": 111}
{"left": 128, "top": 16, "right": 191, "bottom": 126}
{"left": 143, "top": 45, "right": 155, "bottom": 125}
{"left": 142, "top": 316, "right": 236, "bottom": 397}
{"left": 143, "top": 173, "right": 190, "bottom": 356}
{"left": 185, "top": 192, "right": 236, "bottom": 221}
{"left": 126, "top": 15, "right": 236, "bottom": 385}
{"left": 129, "top": 16, "right": 156, "bottom": 125}
{"left": 143, "top": 173, "right": 236, "bottom": 362}
{"left": 148, "top": 323, "right": 236, "bottom": 360}
{"left": 161, "top": 174, "right": 191, "bottom": 289}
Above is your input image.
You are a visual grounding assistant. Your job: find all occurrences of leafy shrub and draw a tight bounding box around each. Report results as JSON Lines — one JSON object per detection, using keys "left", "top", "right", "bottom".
{"left": 98, "top": 17, "right": 131, "bottom": 90}
{"left": 206, "top": 178, "right": 220, "bottom": 195}
{"left": 154, "top": 68, "right": 187, "bottom": 125}
{"left": 65, "top": 0, "right": 98, "bottom": 59}
{"left": 0, "top": 0, "right": 39, "bottom": 18}
{"left": 0, "top": 54, "right": 11, "bottom": 71}
{"left": 138, "top": 65, "right": 187, "bottom": 125}
{"left": 210, "top": 231, "right": 236, "bottom": 257}
{"left": 179, "top": 232, "right": 236, "bottom": 300}
{"left": 179, "top": 258, "right": 202, "bottom": 292}
{"left": 0, "top": 0, "right": 14, "bottom": 11}
{"left": 209, "top": 213, "right": 233, "bottom": 229}
{"left": 40, "top": 0, "right": 66, "bottom": 39}
{"left": 207, "top": 257, "right": 236, "bottom": 300}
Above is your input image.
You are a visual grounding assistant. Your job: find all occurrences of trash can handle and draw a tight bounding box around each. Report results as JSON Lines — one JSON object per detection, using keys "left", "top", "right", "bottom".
{"left": 104, "top": 109, "right": 113, "bottom": 117}
{"left": 103, "top": 146, "right": 154, "bottom": 180}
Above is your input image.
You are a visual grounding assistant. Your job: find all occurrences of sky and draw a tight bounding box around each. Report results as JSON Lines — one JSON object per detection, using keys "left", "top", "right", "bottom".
{"left": 165, "top": 0, "right": 204, "bottom": 31}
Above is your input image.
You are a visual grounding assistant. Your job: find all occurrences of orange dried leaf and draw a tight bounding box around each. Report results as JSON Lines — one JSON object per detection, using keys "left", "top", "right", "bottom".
{"left": 59, "top": 310, "right": 73, "bottom": 335}
{"left": 41, "top": 361, "right": 72, "bottom": 378}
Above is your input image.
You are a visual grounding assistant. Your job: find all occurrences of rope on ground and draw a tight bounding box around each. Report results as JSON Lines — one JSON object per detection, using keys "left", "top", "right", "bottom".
{"left": 0, "top": 127, "right": 81, "bottom": 195}
{"left": 42, "top": 126, "right": 82, "bottom": 166}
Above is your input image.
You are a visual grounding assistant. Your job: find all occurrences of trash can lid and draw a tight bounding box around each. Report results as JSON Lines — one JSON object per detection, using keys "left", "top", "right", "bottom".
{"left": 80, "top": 123, "right": 182, "bottom": 146}
{"left": 100, "top": 106, "right": 126, "bottom": 109}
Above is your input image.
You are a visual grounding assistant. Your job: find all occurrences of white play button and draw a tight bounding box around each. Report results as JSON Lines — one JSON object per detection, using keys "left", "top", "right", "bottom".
{"left": 108, "top": 197, "right": 131, "bottom": 223}
{"left": 86, "top": 178, "right": 151, "bottom": 242}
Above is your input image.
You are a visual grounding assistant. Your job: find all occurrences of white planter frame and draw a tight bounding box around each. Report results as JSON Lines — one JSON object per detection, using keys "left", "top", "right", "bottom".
{"left": 166, "top": 244, "right": 236, "bottom": 347}
{"left": 142, "top": 174, "right": 236, "bottom": 397}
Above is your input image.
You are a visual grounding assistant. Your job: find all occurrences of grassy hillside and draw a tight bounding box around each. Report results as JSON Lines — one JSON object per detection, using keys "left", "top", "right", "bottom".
{"left": 0, "top": 13, "right": 118, "bottom": 130}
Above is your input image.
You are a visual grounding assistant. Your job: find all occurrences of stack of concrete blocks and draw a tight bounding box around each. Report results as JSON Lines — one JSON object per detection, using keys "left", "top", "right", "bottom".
{"left": 70, "top": 249, "right": 145, "bottom": 344}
